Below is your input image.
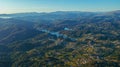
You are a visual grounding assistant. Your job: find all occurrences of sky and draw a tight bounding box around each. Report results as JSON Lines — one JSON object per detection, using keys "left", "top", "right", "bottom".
{"left": 0, "top": 0, "right": 120, "bottom": 14}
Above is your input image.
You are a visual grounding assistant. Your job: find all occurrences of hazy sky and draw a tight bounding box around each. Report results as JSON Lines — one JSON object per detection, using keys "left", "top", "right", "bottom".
{"left": 0, "top": 0, "right": 120, "bottom": 14}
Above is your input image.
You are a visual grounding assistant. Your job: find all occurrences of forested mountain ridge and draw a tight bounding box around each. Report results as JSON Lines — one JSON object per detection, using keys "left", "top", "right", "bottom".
{"left": 0, "top": 11, "right": 120, "bottom": 67}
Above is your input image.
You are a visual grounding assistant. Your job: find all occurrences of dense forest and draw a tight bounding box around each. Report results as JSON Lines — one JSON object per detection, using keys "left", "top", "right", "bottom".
{"left": 0, "top": 11, "right": 120, "bottom": 67}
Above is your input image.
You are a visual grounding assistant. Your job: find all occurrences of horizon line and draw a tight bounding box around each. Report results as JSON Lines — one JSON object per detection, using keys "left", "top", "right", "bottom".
{"left": 0, "top": 10, "right": 120, "bottom": 14}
